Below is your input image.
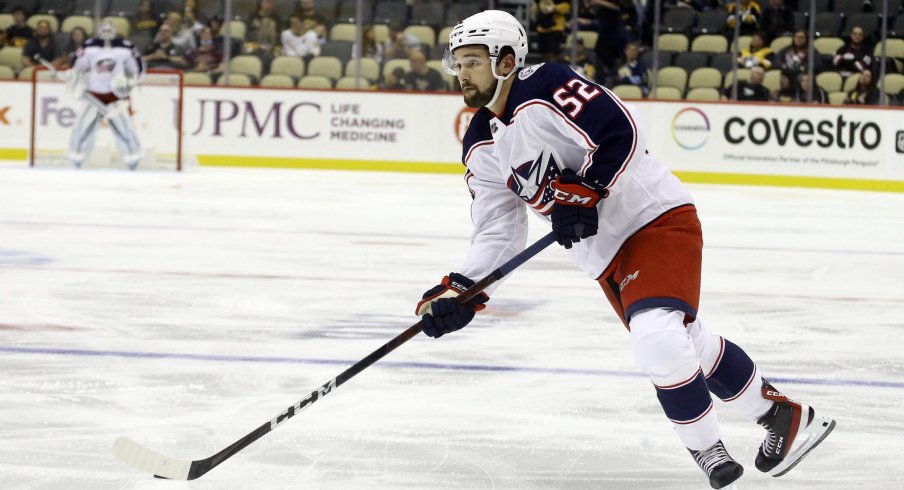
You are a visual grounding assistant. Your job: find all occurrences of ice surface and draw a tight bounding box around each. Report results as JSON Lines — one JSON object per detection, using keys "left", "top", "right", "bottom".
{"left": 1, "top": 164, "right": 903, "bottom": 489}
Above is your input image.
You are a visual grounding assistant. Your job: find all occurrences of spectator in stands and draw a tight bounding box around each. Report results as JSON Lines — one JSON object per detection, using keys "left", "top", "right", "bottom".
{"left": 619, "top": 0, "right": 640, "bottom": 44}
{"left": 775, "top": 29, "right": 822, "bottom": 74}
{"left": 383, "top": 24, "right": 420, "bottom": 61}
{"left": 295, "top": 0, "right": 328, "bottom": 38}
{"left": 616, "top": 42, "right": 648, "bottom": 96}
{"left": 182, "top": 0, "right": 206, "bottom": 34}
{"left": 281, "top": 14, "right": 321, "bottom": 61}
{"left": 132, "top": 0, "right": 160, "bottom": 38}
{"left": 533, "top": 0, "right": 571, "bottom": 63}
{"left": 21, "top": 20, "right": 57, "bottom": 68}
{"left": 727, "top": 0, "right": 762, "bottom": 37}
{"left": 593, "top": 0, "right": 630, "bottom": 85}
{"left": 351, "top": 25, "right": 384, "bottom": 65}
{"left": 5, "top": 8, "right": 33, "bottom": 48}
{"left": 383, "top": 66, "right": 406, "bottom": 90}
{"left": 844, "top": 68, "right": 880, "bottom": 105}
{"left": 833, "top": 26, "right": 873, "bottom": 78}
{"left": 164, "top": 11, "right": 197, "bottom": 52}
{"left": 797, "top": 73, "right": 828, "bottom": 103}
{"left": 404, "top": 49, "right": 446, "bottom": 91}
{"left": 573, "top": 0, "right": 600, "bottom": 32}
{"left": 142, "top": 22, "right": 190, "bottom": 70}
{"left": 61, "top": 27, "right": 88, "bottom": 67}
{"left": 187, "top": 26, "right": 224, "bottom": 77}
{"left": 246, "top": 16, "right": 278, "bottom": 70}
{"left": 771, "top": 68, "right": 799, "bottom": 102}
{"left": 564, "top": 37, "right": 598, "bottom": 81}
{"left": 760, "top": 0, "right": 794, "bottom": 41}
{"left": 723, "top": 65, "right": 770, "bottom": 101}
{"left": 737, "top": 31, "right": 773, "bottom": 69}
{"left": 251, "top": 0, "right": 282, "bottom": 33}
{"left": 206, "top": 16, "right": 239, "bottom": 56}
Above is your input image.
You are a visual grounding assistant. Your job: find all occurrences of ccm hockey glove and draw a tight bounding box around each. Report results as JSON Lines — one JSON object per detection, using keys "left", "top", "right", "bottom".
{"left": 415, "top": 272, "right": 489, "bottom": 338}
{"left": 550, "top": 171, "right": 605, "bottom": 249}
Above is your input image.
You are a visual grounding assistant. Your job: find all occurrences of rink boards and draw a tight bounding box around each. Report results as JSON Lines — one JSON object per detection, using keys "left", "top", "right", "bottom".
{"left": 1, "top": 79, "right": 902, "bottom": 191}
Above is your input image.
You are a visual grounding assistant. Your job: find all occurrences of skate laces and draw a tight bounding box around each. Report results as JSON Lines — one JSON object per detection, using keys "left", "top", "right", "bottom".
{"left": 693, "top": 441, "right": 733, "bottom": 475}
{"left": 761, "top": 428, "right": 780, "bottom": 456}
{"left": 758, "top": 406, "right": 782, "bottom": 457}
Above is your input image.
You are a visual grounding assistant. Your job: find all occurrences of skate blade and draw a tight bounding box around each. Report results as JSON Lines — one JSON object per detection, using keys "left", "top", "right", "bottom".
{"left": 770, "top": 416, "right": 836, "bottom": 477}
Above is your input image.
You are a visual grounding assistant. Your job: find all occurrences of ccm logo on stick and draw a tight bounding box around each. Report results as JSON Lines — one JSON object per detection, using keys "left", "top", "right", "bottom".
{"left": 269, "top": 378, "right": 338, "bottom": 429}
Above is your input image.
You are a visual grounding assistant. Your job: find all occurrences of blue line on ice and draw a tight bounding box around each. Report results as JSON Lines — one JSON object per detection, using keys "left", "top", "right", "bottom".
{"left": 1, "top": 219, "right": 902, "bottom": 257}
{"left": 2, "top": 346, "right": 902, "bottom": 389}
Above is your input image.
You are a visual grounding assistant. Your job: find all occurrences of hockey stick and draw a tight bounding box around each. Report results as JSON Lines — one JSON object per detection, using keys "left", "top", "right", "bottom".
{"left": 33, "top": 54, "right": 62, "bottom": 78}
{"left": 113, "top": 231, "right": 558, "bottom": 480}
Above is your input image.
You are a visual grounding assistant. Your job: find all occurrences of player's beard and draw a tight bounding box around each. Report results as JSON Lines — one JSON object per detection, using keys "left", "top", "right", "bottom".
{"left": 462, "top": 79, "right": 498, "bottom": 108}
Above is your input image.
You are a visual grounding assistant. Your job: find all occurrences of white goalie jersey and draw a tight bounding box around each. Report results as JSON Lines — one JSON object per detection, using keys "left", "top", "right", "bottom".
{"left": 70, "top": 37, "right": 143, "bottom": 97}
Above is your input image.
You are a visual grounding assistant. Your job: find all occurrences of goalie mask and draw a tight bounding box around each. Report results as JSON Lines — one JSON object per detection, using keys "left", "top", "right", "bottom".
{"left": 442, "top": 10, "right": 528, "bottom": 108}
{"left": 98, "top": 21, "right": 117, "bottom": 45}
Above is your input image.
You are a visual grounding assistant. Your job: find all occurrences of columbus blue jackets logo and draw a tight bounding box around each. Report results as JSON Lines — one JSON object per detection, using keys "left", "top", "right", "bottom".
{"left": 507, "top": 151, "right": 562, "bottom": 216}
{"left": 95, "top": 56, "right": 116, "bottom": 72}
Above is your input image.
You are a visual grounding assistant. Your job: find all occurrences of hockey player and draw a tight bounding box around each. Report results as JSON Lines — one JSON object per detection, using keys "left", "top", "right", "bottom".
{"left": 414, "top": 10, "right": 835, "bottom": 489}
{"left": 65, "top": 21, "right": 144, "bottom": 170}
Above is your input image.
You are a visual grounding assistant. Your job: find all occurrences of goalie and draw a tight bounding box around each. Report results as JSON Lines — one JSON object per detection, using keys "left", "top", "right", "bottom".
{"left": 65, "top": 21, "right": 144, "bottom": 170}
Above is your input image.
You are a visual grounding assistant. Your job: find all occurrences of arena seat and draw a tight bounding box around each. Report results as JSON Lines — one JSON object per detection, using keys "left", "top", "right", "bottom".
{"left": 260, "top": 74, "right": 294, "bottom": 88}
{"left": 298, "top": 75, "right": 333, "bottom": 89}
{"left": 657, "top": 33, "right": 689, "bottom": 53}
{"left": 612, "top": 84, "right": 643, "bottom": 99}
{"left": 688, "top": 67, "right": 722, "bottom": 89}
{"left": 270, "top": 56, "right": 305, "bottom": 81}
{"left": 685, "top": 87, "right": 721, "bottom": 101}
{"left": 344, "top": 57, "right": 380, "bottom": 82}
{"left": 217, "top": 73, "right": 253, "bottom": 86}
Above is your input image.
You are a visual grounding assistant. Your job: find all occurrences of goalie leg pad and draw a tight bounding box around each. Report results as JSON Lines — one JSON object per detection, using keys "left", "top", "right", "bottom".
{"left": 66, "top": 101, "right": 102, "bottom": 166}
{"left": 106, "top": 101, "right": 142, "bottom": 168}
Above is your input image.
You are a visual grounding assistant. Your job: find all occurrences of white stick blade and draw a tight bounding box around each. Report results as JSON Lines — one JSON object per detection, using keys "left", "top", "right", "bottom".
{"left": 113, "top": 437, "right": 192, "bottom": 480}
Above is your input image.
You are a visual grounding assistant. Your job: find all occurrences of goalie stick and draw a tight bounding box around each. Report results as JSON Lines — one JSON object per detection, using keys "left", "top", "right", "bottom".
{"left": 113, "top": 231, "right": 558, "bottom": 480}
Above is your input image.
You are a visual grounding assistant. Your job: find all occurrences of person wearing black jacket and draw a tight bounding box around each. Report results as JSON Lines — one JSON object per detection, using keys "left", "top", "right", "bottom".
{"left": 723, "top": 65, "right": 771, "bottom": 101}
{"left": 761, "top": 0, "right": 794, "bottom": 41}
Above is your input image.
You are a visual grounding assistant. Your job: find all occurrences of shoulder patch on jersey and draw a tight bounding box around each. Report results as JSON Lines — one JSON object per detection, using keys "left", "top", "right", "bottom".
{"left": 461, "top": 107, "right": 495, "bottom": 165}
{"left": 518, "top": 63, "right": 544, "bottom": 80}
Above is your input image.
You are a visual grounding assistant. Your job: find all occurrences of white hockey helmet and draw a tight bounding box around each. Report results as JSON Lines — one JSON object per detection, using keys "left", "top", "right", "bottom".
{"left": 98, "top": 21, "right": 116, "bottom": 42}
{"left": 442, "top": 10, "right": 528, "bottom": 78}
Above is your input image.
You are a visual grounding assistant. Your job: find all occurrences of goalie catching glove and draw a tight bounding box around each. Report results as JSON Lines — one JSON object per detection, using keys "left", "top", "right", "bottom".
{"left": 550, "top": 170, "right": 606, "bottom": 249}
{"left": 416, "top": 272, "right": 489, "bottom": 338}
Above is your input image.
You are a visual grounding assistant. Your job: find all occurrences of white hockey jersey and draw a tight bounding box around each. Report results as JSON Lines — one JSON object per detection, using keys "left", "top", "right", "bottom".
{"left": 459, "top": 63, "right": 693, "bottom": 284}
{"left": 71, "top": 38, "right": 143, "bottom": 95}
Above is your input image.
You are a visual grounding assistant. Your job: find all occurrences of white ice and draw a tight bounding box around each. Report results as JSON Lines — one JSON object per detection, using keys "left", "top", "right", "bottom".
{"left": 1, "top": 164, "right": 903, "bottom": 489}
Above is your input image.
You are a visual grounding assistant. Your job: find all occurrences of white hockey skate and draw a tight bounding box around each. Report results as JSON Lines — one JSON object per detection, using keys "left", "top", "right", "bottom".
{"left": 755, "top": 380, "right": 836, "bottom": 477}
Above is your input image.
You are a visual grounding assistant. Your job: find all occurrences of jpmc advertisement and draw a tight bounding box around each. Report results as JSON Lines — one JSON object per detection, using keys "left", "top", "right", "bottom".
{"left": 182, "top": 87, "right": 470, "bottom": 165}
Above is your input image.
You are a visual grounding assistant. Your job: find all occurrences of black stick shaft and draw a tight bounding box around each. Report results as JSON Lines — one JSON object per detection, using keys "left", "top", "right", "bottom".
{"left": 186, "top": 232, "right": 557, "bottom": 479}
